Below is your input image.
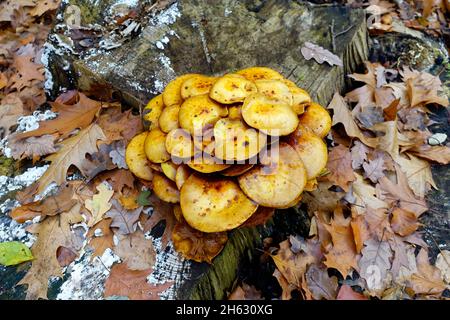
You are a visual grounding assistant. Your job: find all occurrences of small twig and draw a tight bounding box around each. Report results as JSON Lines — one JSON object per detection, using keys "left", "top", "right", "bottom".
{"left": 330, "top": 22, "right": 355, "bottom": 52}
{"left": 330, "top": 19, "right": 336, "bottom": 52}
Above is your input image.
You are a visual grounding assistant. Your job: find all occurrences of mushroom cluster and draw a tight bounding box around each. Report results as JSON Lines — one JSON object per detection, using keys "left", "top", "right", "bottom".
{"left": 126, "top": 67, "right": 331, "bottom": 262}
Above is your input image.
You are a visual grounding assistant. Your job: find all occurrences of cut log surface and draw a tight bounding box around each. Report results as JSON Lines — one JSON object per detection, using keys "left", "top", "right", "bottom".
{"left": 30, "top": 0, "right": 368, "bottom": 300}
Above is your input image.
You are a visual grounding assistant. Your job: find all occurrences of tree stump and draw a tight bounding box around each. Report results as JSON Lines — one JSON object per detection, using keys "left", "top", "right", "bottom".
{"left": 41, "top": 0, "right": 369, "bottom": 300}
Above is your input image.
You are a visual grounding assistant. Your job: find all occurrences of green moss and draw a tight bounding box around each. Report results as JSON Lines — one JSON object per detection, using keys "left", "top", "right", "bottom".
{"left": 0, "top": 156, "right": 15, "bottom": 177}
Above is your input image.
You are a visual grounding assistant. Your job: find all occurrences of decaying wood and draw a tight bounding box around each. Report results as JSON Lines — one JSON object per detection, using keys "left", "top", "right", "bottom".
{"left": 45, "top": 0, "right": 368, "bottom": 300}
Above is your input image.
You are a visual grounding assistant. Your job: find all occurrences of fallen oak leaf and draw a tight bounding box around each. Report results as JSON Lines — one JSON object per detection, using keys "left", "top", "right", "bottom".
{"left": 326, "top": 144, "right": 355, "bottom": 191}
{"left": 10, "top": 183, "right": 78, "bottom": 223}
{"left": 336, "top": 285, "right": 368, "bottom": 300}
{"left": 228, "top": 283, "right": 263, "bottom": 300}
{"left": 408, "top": 249, "right": 447, "bottom": 296}
{"left": 327, "top": 92, "right": 378, "bottom": 148}
{"left": 324, "top": 206, "right": 359, "bottom": 278}
{"left": 19, "top": 203, "right": 84, "bottom": 300}
{"left": 409, "top": 144, "right": 450, "bottom": 165}
{"left": 358, "top": 239, "right": 393, "bottom": 296}
{"left": 85, "top": 182, "right": 114, "bottom": 227}
{"left": 106, "top": 200, "right": 142, "bottom": 235}
{"left": 362, "top": 155, "right": 386, "bottom": 183}
{"left": 301, "top": 42, "right": 343, "bottom": 67}
{"left": 10, "top": 135, "right": 57, "bottom": 161}
{"left": 395, "top": 154, "right": 436, "bottom": 198}
{"left": 391, "top": 208, "right": 420, "bottom": 237}
{"left": 87, "top": 218, "right": 114, "bottom": 259}
{"left": 142, "top": 194, "right": 175, "bottom": 249}
{"left": 305, "top": 264, "right": 338, "bottom": 300}
{"left": 10, "top": 92, "right": 103, "bottom": 143}
{"left": 104, "top": 263, "right": 173, "bottom": 300}
{"left": 30, "top": 0, "right": 60, "bottom": 17}
{"left": 9, "top": 54, "right": 44, "bottom": 91}
{"left": 34, "top": 123, "right": 107, "bottom": 194}
{"left": 114, "top": 230, "right": 156, "bottom": 270}
{"left": 351, "top": 140, "right": 370, "bottom": 169}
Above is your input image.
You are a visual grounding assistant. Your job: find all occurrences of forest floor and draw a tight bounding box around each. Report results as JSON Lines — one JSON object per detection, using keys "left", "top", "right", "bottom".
{"left": 0, "top": 0, "right": 449, "bottom": 300}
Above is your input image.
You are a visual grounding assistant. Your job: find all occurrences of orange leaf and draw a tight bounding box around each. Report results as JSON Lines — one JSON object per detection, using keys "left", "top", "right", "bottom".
{"left": 326, "top": 145, "right": 356, "bottom": 191}
{"left": 391, "top": 208, "right": 420, "bottom": 237}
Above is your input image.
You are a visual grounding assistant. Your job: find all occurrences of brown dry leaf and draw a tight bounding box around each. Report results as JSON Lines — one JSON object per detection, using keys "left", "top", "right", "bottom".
{"left": 85, "top": 182, "right": 114, "bottom": 227}
{"left": 402, "top": 68, "right": 448, "bottom": 107}
{"left": 106, "top": 200, "right": 142, "bottom": 235}
{"left": 142, "top": 194, "right": 175, "bottom": 249}
{"left": 273, "top": 269, "right": 295, "bottom": 300}
{"left": 10, "top": 55, "right": 44, "bottom": 91}
{"left": 98, "top": 107, "right": 143, "bottom": 144}
{"left": 228, "top": 283, "right": 263, "bottom": 300}
{"left": 358, "top": 239, "right": 393, "bottom": 296}
{"left": 336, "top": 285, "right": 368, "bottom": 300}
{"left": 408, "top": 249, "right": 447, "bottom": 296}
{"left": 30, "top": 0, "right": 60, "bottom": 16}
{"left": 377, "top": 164, "right": 428, "bottom": 217}
{"left": 10, "top": 184, "right": 77, "bottom": 223}
{"left": 11, "top": 92, "right": 102, "bottom": 142}
{"left": 326, "top": 145, "right": 355, "bottom": 192}
{"left": 395, "top": 154, "right": 436, "bottom": 199}
{"left": 114, "top": 230, "right": 156, "bottom": 270}
{"left": 56, "top": 246, "right": 78, "bottom": 267}
{"left": 0, "top": 95, "right": 24, "bottom": 137}
{"left": 79, "top": 143, "right": 116, "bottom": 180}
{"left": 99, "top": 169, "right": 135, "bottom": 193}
{"left": 391, "top": 208, "right": 420, "bottom": 237}
{"left": 324, "top": 207, "right": 359, "bottom": 277}
{"left": 300, "top": 42, "right": 343, "bottom": 67}
{"left": 104, "top": 263, "right": 173, "bottom": 300}
{"left": 10, "top": 135, "right": 56, "bottom": 161}
{"left": 365, "top": 207, "right": 393, "bottom": 241}
{"left": 172, "top": 220, "right": 228, "bottom": 263}
{"left": 241, "top": 206, "right": 275, "bottom": 227}
{"left": 305, "top": 265, "right": 338, "bottom": 300}
{"left": 35, "top": 123, "right": 107, "bottom": 194}
{"left": 87, "top": 218, "right": 114, "bottom": 259}
{"left": 0, "top": 72, "right": 7, "bottom": 89}
{"left": 327, "top": 92, "right": 378, "bottom": 148}
{"left": 0, "top": 0, "right": 35, "bottom": 21}
{"left": 409, "top": 144, "right": 450, "bottom": 165}
{"left": 302, "top": 181, "right": 344, "bottom": 213}
{"left": 351, "top": 140, "right": 370, "bottom": 169}
{"left": 350, "top": 214, "right": 370, "bottom": 254}
{"left": 19, "top": 203, "right": 83, "bottom": 300}
{"left": 362, "top": 155, "right": 386, "bottom": 183}
{"left": 271, "top": 239, "right": 318, "bottom": 290}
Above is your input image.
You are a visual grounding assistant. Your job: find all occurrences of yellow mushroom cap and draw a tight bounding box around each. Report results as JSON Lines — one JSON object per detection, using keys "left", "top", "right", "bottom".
{"left": 254, "top": 79, "right": 293, "bottom": 105}
{"left": 159, "top": 104, "right": 180, "bottom": 133}
{"left": 143, "top": 94, "right": 164, "bottom": 130}
{"left": 153, "top": 173, "right": 180, "bottom": 203}
{"left": 161, "top": 161, "right": 179, "bottom": 182}
{"left": 209, "top": 74, "right": 257, "bottom": 104}
{"left": 298, "top": 102, "right": 332, "bottom": 138}
{"left": 213, "top": 118, "right": 267, "bottom": 161}
{"left": 238, "top": 143, "right": 307, "bottom": 208}
{"left": 187, "top": 153, "right": 231, "bottom": 173}
{"left": 286, "top": 125, "right": 328, "bottom": 180}
{"left": 221, "top": 164, "right": 255, "bottom": 177}
{"left": 236, "top": 66, "right": 284, "bottom": 81}
{"left": 175, "top": 164, "right": 192, "bottom": 190}
{"left": 181, "top": 75, "right": 217, "bottom": 100}
{"left": 180, "top": 174, "right": 258, "bottom": 232}
{"left": 144, "top": 128, "right": 171, "bottom": 163}
{"left": 179, "top": 94, "right": 228, "bottom": 136}
{"left": 163, "top": 74, "right": 199, "bottom": 107}
{"left": 125, "top": 132, "right": 154, "bottom": 181}
{"left": 282, "top": 79, "right": 311, "bottom": 115}
{"left": 165, "top": 128, "right": 195, "bottom": 159}
{"left": 242, "top": 93, "right": 299, "bottom": 136}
